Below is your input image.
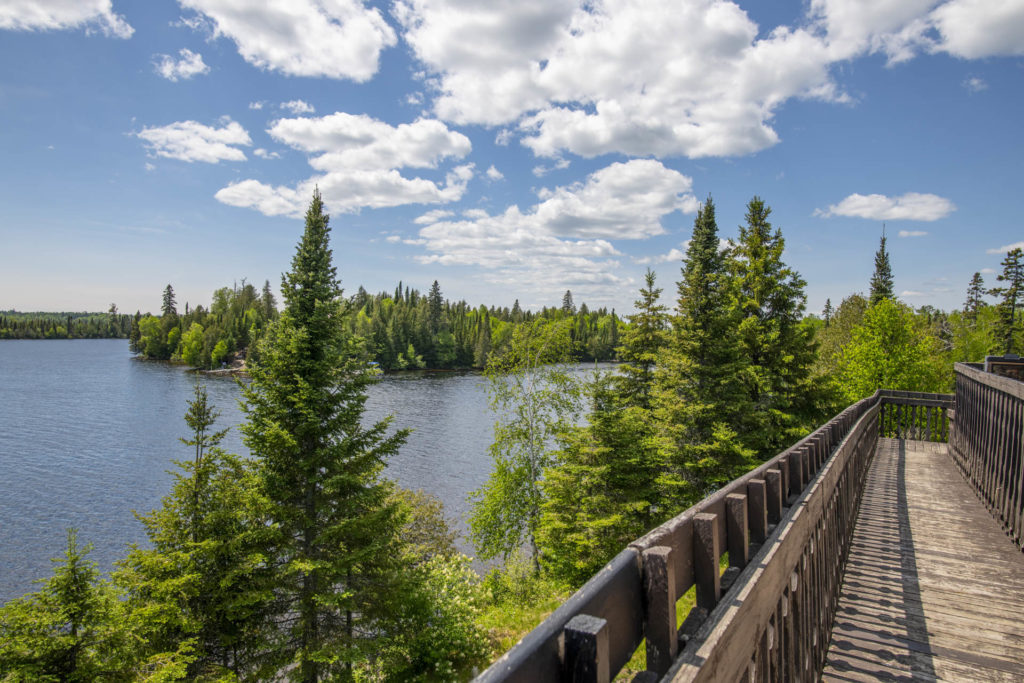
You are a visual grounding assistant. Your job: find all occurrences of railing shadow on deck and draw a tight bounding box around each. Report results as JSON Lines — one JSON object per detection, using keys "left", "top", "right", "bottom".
{"left": 474, "top": 390, "right": 954, "bottom": 683}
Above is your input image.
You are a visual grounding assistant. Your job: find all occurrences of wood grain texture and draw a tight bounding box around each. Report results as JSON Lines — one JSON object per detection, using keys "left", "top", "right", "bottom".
{"left": 822, "top": 438, "right": 1024, "bottom": 682}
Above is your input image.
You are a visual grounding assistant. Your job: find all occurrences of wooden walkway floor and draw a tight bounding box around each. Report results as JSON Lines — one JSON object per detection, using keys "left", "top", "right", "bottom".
{"left": 822, "top": 438, "right": 1024, "bottom": 682}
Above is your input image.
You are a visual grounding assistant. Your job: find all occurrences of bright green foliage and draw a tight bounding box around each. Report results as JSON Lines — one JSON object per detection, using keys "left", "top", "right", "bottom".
{"left": 837, "top": 299, "right": 948, "bottom": 401}
{"left": 814, "top": 293, "right": 868, "bottom": 378}
{"left": 365, "top": 555, "right": 489, "bottom": 682}
{"left": 869, "top": 235, "right": 894, "bottom": 305}
{"left": 990, "top": 247, "right": 1023, "bottom": 354}
{"left": 391, "top": 489, "right": 458, "bottom": 566}
{"left": 470, "top": 319, "right": 583, "bottom": 568}
{"left": 947, "top": 306, "right": 999, "bottom": 363}
{"left": 241, "top": 189, "right": 408, "bottom": 682}
{"left": 538, "top": 374, "right": 663, "bottom": 586}
{"left": 616, "top": 269, "right": 669, "bottom": 409}
{"left": 0, "top": 530, "right": 134, "bottom": 681}
{"left": 134, "top": 280, "right": 278, "bottom": 369}
{"left": 117, "top": 386, "right": 272, "bottom": 680}
{"left": 729, "top": 197, "right": 824, "bottom": 457}
{"left": 654, "top": 197, "right": 756, "bottom": 507}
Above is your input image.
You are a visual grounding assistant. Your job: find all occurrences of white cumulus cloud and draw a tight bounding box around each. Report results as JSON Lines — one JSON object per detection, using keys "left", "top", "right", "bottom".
{"left": 154, "top": 48, "right": 209, "bottom": 81}
{"left": 395, "top": 0, "right": 1022, "bottom": 160}
{"left": 816, "top": 192, "right": 955, "bottom": 221}
{"left": 485, "top": 165, "right": 504, "bottom": 181}
{"left": 136, "top": 117, "right": 251, "bottom": 163}
{"left": 987, "top": 241, "right": 1024, "bottom": 255}
{"left": 280, "top": 99, "right": 315, "bottom": 115}
{"left": 179, "top": 0, "right": 396, "bottom": 80}
{"left": 407, "top": 159, "right": 695, "bottom": 302}
{"left": 215, "top": 112, "right": 474, "bottom": 216}
{"left": 0, "top": 0, "right": 133, "bottom": 37}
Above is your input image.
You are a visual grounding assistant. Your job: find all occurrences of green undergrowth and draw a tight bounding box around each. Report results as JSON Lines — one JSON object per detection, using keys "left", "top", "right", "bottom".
{"left": 476, "top": 557, "right": 573, "bottom": 656}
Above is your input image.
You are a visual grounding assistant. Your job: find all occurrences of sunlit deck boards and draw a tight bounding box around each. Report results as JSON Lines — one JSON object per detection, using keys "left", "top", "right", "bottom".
{"left": 822, "top": 438, "right": 1024, "bottom": 682}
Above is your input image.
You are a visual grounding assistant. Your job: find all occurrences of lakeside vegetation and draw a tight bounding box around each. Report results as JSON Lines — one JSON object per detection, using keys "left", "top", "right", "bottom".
{"left": 0, "top": 308, "right": 133, "bottom": 340}
{"left": 1, "top": 187, "right": 1021, "bottom": 681}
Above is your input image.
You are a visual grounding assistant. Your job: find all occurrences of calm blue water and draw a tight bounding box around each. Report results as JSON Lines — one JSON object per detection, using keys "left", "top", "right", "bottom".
{"left": 0, "top": 340, "right": 607, "bottom": 603}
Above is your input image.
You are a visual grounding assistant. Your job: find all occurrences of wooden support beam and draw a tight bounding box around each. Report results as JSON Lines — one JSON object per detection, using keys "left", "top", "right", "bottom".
{"left": 765, "top": 469, "right": 783, "bottom": 524}
{"left": 726, "top": 493, "right": 749, "bottom": 568}
{"left": 642, "top": 546, "right": 677, "bottom": 676}
{"left": 694, "top": 512, "right": 720, "bottom": 610}
{"left": 563, "top": 614, "right": 610, "bottom": 683}
{"left": 747, "top": 479, "right": 768, "bottom": 543}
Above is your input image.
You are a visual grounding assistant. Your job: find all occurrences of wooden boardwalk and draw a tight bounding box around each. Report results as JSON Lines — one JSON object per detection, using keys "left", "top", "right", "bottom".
{"left": 822, "top": 438, "right": 1024, "bottom": 682}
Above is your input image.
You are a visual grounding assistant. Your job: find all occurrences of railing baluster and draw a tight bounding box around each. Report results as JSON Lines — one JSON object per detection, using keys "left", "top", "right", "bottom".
{"left": 694, "top": 513, "right": 720, "bottom": 610}
{"left": 563, "top": 615, "right": 609, "bottom": 683}
{"left": 642, "top": 546, "right": 677, "bottom": 676}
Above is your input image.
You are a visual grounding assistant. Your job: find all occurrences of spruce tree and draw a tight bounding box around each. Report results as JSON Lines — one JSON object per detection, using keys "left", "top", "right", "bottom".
{"left": 990, "top": 248, "right": 1023, "bottom": 354}
{"left": 654, "top": 197, "right": 754, "bottom": 507}
{"left": 241, "top": 189, "right": 409, "bottom": 681}
{"left": 729, "top": 197, "right": 822, "bottom": 457}
{"left": 616, "top": 269, "right": 669, "bottom": 409}
{"left": 162, "top": 284, "right": 178, "bottom": 318}
{"left": 823, "top": 298, "right": 834, "bottom": 327}
{"left": 561, "top": 289, "right": 575, "bottom": 315}
{"left": 869, "top": 234, "right": 894, "bottom": 305}
{"left": 964, "top": 272, "right": 986, "bottom": 322}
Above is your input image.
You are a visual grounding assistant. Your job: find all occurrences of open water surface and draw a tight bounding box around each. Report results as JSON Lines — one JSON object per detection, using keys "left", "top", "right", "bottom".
{"left": 0, "top": 339, "right": 607, "bottom": 603}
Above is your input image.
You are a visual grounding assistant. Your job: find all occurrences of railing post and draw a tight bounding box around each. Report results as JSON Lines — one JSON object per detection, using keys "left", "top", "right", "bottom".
{"left": 563, "top": 614, "right": 610, "bottom": 683}
{"left": 747, "top": 479, "right": 768, "bottom": 543}
{"left": 694, "top": 512, "right": 721, "bottom": 609}
{"left": 642, "top": 546, "right": 677, "bottom": 676}
{"left": 726, "top": 493, "right": 749, "bottom": 568}
{"left": 766, "top": 469, "right": 783, "bottom": 524}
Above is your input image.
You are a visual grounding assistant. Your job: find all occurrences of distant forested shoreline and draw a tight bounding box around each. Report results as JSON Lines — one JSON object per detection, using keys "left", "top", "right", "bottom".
{"left": 0, "top": 309, "right": 132, "bottom": 340}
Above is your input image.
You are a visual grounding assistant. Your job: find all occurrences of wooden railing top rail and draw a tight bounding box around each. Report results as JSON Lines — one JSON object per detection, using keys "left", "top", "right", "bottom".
{"left": 956, "top": 361, "right": 1024, "bottom": 400}
{"left": 474, "top": 390, "right": 953, "bottom": 683}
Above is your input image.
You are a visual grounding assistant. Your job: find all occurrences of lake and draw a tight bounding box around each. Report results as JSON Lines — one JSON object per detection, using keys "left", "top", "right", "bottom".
{"left": 0, "top": 339, "right": 605, "bottom": 603}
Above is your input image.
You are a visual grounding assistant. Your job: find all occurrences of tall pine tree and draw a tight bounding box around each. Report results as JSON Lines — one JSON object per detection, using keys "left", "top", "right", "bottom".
{"left": 241, "top": 189, "right": 409, "bottom": 682}
{"left": 654, "top": 197, "right": 754, "bottom": 507}
{"left": 964, "top": 272, "right": 986, "bottom": 322}
{"left": 729, "top": 197, "right": 822, "bottom": 457}
{"left": 990, "top": 247, "right": 1023, "bottom": 354}
{"left": 869, "top": 233, "right": 894, "bottom": 304}
{"left": 616, "top": 269, "right": 669, "bottom": 409}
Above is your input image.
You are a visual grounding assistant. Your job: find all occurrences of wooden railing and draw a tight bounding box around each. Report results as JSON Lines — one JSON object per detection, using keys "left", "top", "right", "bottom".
{"left": 949, "top": 362, "right": 1024, "bottom": 550}
{"left": 476, "top": 390, "right": 955, "bottom": 683}
{"left": 878, "top": 390, "right": 953, "bottom": 442}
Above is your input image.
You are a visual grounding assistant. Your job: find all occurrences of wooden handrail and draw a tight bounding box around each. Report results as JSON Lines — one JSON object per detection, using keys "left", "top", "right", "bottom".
{"left": 474, "top": 390, "right": 955, "bottom": 683}
{"left": 949, "top": 362, "right": 1024, "bottom": 550}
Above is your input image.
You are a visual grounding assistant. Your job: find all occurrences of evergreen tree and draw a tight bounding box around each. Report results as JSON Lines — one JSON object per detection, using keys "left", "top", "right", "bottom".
{"left": 823, "top": 298, "right": 834, "bottom": 327}
{"left": 616, "top": 269, "right": 668, "bottom": 409}
{"left": 990, "top": 247, "right": 1023, "bottom": 354}
{"left": 964, "top": 272, "right": 986, "bottom": 322}
{"left": 729, "top": 197, "right": 822, "bottom": 457}
{"left": 0, "top": 530, "right": 134, "bottom": 681}
{"left": 241, "top": 189, "right": 409, "bottom": 681}
{"left": 654, "top": 197, "right": 754, "bottom": 508}
{"left": 869, "top": 233, "right": 894, "bottom": 305}
{"left": 261, "top": 279, "right": 278, "bottom": 321}
{"left": 162, "top": 284, "right": 178, "bottom": 318}
{"left": 561, "top": 290, "right": 575, "bottom": 315}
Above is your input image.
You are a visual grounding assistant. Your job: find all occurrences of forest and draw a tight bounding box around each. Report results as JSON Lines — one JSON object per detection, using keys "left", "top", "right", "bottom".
{"left": 1, "top": 188, "right": 1021, "bottom": 682}
{"left": 125, "top": 280, "right": 620, "bottom": 371}
{"left": 0, "top": 308, "right": 132, "bottom": 339}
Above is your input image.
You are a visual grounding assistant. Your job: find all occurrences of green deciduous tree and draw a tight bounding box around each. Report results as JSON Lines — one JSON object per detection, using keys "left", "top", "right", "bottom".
{"left": 241, "top": 189, "right": 408, "bottom": 682}
{"left": 837, "top": 298, "right": 948, "bottom": 402}
{"left": 469, "top": 319, "right": 582, "bottom": 569}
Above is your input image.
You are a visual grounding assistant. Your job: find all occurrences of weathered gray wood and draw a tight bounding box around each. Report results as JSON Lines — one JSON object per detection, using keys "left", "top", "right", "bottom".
{"left": 765, "top": 469, "right": 783, "bottom": 524}
{"left": 747, "top": 479, "right": 768, "bottom": 543}
{"left": 563, "top": 615, "right": 609, "bottom": 683}
{"left": 693, "top": 513, "right": 720, "bottom": 610}
{"left": 726, "top": 493, "right": 749, "bottom": 569}
{"left": 642, "top": 546, "right": 677, "bottom": 676}
{"left": 823, "top": 438, "right": 1024, "bottom": 682}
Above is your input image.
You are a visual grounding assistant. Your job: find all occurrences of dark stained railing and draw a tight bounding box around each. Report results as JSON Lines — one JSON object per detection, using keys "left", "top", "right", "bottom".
{"left": 949, "top": 362, "right": 1024, "bottom": 551}
{"left": 476, "top": 389, "right": 955, "bottom": 683}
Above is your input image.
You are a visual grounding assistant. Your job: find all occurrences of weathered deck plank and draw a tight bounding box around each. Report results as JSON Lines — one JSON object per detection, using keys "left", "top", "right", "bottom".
{"left": 822, "top": 438, "right": 1024, "bottom": 681}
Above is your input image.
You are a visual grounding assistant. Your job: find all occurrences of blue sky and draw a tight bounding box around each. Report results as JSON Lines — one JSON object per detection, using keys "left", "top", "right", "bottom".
{"left": 1, "top": 0, "right": 1022, "bottom": 316}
